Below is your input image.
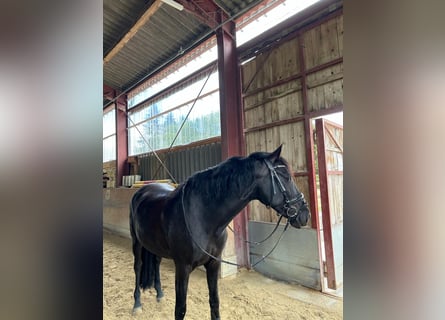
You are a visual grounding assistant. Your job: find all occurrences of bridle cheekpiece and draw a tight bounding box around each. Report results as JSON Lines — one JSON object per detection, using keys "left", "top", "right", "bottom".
{"left": 264, "top": 159, "right": 304, "bottom": 219}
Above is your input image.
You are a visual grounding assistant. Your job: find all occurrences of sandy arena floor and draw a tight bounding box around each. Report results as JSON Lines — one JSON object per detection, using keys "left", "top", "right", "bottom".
{"left": 103, "top": 230, "right": 342, "bottom": 320}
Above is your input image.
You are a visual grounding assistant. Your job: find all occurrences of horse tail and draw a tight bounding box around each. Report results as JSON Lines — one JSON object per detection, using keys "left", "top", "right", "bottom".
{"left": 139, "top": 247, "right": 157, "bottom": 290}
{"left": 129, "top": 189, "right": 162, "bottom": 292}
{"left": 129, "top": 198, "right": 156, "bottom": 291}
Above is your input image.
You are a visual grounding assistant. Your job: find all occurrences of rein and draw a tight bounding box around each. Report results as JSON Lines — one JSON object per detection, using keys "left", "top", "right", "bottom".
{"left": 227, "top": 214, "right": 284, "bottom": 245}
{"left": 181, "top": 181, "right": 290, "bottom": 268}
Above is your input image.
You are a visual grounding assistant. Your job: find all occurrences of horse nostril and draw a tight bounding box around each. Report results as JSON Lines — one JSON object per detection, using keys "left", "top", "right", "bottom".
{"left": 299, "top": 212, "right": 309, "bottom": 225}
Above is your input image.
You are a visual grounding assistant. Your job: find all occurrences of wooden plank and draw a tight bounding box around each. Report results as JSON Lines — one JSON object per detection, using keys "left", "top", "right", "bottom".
{"left": 336, "top": 15, "right": 344, "bottom": 58}
{"left": 307, "top": 81, "right": 326, "bottom": 113}
{"left": 321, "top": 18, "right": 340, "bottom": 63}
{"left": 302, "top": 25, "right": 318, "bottom": 70}
{"left": 242, "top": 38, "right": 300, "bottom": 95}
{"left": 323, "top": 79, "right": 343, "bottom": 110}
{"left": 104, "top": 0, "right": 163, "bottom": 64}
{"left": 307, "top": 70, "right": 343, "bottom": 89}
{"left": 328, "top": 174, "right": 343, "bottom": 224}
{"left": 276, "top": 122, "right": 306, "bottom": 172}
{"left": 241, "top": 57, "right": 255, "bottom": 88}
{"left": 268, "top": 39, "right": 300, "bottom": 83}
{"left": 244, "top": 84, "right": 302, "bottom": 112}
{"left": 302, "top": 16, "right": 342, "bottom": 70}
{"left": 325, "top": 126, "right": 343, "bottom": 153}
{"left": 306, "top": 64, "right": 343, "bottom": 113}
{"left": 245, "top": 128, "right": 266, "bottom": 164}
{"left": 279, "top": 85, "right": 304, "bottom": 119}
{"left": 246, "top": 128, "right": 273, "bottom": 223}
{"left": 244, "top": 104, "right": 265, "bottom": 129}
{"left": 265, "top": 126, "right": 280, "bottom": 153}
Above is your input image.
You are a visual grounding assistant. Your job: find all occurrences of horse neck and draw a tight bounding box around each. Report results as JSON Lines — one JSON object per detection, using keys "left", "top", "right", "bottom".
{"left": 195, "top": 192, "right": 250, "bottom": 236}
{"left": 192, "top": 165, "right": 256, "bottom": 233}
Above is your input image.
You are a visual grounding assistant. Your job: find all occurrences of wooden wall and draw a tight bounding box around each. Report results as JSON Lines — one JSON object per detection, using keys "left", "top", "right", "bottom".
{"left": 304, "top": 15, "right": 343, "bottom": 113}
{"left": 241, "top": 13, "right": 343, "bottom": 226}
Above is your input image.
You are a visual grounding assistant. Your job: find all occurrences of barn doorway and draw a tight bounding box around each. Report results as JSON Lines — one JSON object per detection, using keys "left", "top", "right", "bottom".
{"left": 313, "top": 112, "right": 343, "bottom": 296}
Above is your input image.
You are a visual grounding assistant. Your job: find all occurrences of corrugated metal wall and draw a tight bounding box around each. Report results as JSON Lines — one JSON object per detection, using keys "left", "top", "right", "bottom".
{"left": 138, "top": 140, "right": 221, "bottom": 183}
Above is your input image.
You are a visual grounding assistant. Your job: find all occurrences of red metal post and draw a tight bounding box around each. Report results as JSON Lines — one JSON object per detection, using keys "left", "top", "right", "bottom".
{"left": 176, "top": 0, "right": 225, "bottom": 29}
{"left": 315, "top": 118, "right": 336, "bottom": 289}
{"left": 216, "top": 19, "right": 249, "bottom": 267}
{"left": 299, "top": 33, "right": 326, "bottom": 292}
{"left": 297, "top": 35, "right": 319, "bottom": 228}
{"left": 103, "top": 84, "right": 116, "bottom": 101}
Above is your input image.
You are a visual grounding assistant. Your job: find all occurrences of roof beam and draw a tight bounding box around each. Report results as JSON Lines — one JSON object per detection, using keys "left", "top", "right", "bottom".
{"left": 103, "top": 84, "right": 116, "bottom": 101}
{"left": 103, "top": 0, "right": 163, "bottom": 65}
{"left": 175, "top": 0, "right": 228, "bottom": 29}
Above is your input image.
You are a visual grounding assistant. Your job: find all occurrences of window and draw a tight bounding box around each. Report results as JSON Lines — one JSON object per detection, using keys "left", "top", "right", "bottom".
{"left": 103, "top": 109, "right": 116, "bottom": 162}
{"left": 128, "top": 71, "right": 220, "bottom": 155}
{"left": 236, "top": 0, "right": 320, "bottom": 46}
{"left": 128, "top": 43, "right": 218, "bottom": 108}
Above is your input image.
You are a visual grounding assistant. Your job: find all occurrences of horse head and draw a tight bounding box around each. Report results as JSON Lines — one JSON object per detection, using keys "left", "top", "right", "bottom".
{"left": 253, "top": 145, "right": 310, "bottom": 229}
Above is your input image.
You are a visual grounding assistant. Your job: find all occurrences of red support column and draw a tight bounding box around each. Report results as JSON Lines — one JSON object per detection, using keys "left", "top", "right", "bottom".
{"left": 315, "top": 118, "right": 337, "bottom": 289}
{"left": 115, "top": 95, "right": 128, "bottom": 187}
{"left": 216, "top": 20, "right": 249, "bottom": 267}
{"left": 297, "top": 35, "right": 319, "bottom": 228}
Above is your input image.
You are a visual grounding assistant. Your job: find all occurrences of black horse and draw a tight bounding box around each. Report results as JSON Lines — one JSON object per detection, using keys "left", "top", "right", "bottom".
{"left": 129, "top": 145, "right": 310, "bottom": 319}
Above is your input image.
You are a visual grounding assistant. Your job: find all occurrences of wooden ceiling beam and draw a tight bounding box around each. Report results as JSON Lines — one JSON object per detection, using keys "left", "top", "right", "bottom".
{"left": 103, "top": 0, "right": 163, "bottom": 65}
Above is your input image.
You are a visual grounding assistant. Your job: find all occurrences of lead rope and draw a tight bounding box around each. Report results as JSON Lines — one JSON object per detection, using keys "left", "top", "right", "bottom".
{"left": 181, "top": 181, "right": 289, "bottom": 268}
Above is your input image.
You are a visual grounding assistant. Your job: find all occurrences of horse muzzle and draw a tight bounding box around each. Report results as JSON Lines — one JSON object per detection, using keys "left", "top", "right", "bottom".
{"left": 288, "top": 206, "right": 310, "bottom": 229}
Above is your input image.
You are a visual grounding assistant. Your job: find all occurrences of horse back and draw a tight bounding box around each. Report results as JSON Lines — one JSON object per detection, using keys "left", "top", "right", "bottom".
{"left": 130, "top": 183, "right": 176, "bottom": 258}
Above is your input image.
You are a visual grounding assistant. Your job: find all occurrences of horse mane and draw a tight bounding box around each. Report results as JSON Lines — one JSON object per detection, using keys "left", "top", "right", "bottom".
{"left": 184, "top": 155, "right": 253, "bottom": 202}
{"left": 172, "top": 151, "right": 289, "bottom": 203}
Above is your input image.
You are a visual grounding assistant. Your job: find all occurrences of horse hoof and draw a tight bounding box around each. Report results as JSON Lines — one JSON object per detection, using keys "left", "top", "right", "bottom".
{"left": 132, "top": 306, "right": 142, "bottom": 315}
{"left": 156, "top": 292, "right": 164, "bottom": 302}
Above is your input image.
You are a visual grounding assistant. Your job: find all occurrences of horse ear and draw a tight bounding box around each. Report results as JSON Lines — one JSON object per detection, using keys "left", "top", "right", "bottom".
{"left": 267, "top": 145, "right": 282, "bottom": 162}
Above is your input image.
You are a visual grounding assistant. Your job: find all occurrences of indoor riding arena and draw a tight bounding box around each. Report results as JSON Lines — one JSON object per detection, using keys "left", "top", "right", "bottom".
{"left": 103, "top": 0, "right": 343, "bottom": 319}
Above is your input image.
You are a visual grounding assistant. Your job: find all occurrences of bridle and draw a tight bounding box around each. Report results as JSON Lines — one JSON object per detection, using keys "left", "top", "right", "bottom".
{"left": 264, "top": 159, "right": 305, "bottom": 220}
{"left": 181, "top": 159, "right": 306, "bottom": 268}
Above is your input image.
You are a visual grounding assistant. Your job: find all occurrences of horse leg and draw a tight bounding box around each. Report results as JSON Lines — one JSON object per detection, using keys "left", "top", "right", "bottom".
{"left": 205, "top": 259, "right": 221, "bottom": 320}
{"left": 132, "top": 239, "right": 143, "bottom": 314}
{"left": 174, "top": 263, "right": 192, "bottom": 320}
{"left": 154, "top": 256, "right": 164, "bottom": 302}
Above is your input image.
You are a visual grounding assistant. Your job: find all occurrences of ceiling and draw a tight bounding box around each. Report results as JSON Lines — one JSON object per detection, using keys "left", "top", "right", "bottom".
{"left": 103, "top": 0, "right": 267, "bottom": 106}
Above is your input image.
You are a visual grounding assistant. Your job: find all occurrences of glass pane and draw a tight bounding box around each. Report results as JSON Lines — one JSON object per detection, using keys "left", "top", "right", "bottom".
{"left": 128, "top": 47, "right": 218, "bottom": 108}
{"left": 128, "top": 72, "right": 219, "bottom": 126}
{"left": 103, "top": 109, "right": 116, "bottom": 138}
{"left": 128, "top": 91, "right": 221, "bottom": 155}
{"left": 103, "top": 135, "right": 116, "bottom": 162}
